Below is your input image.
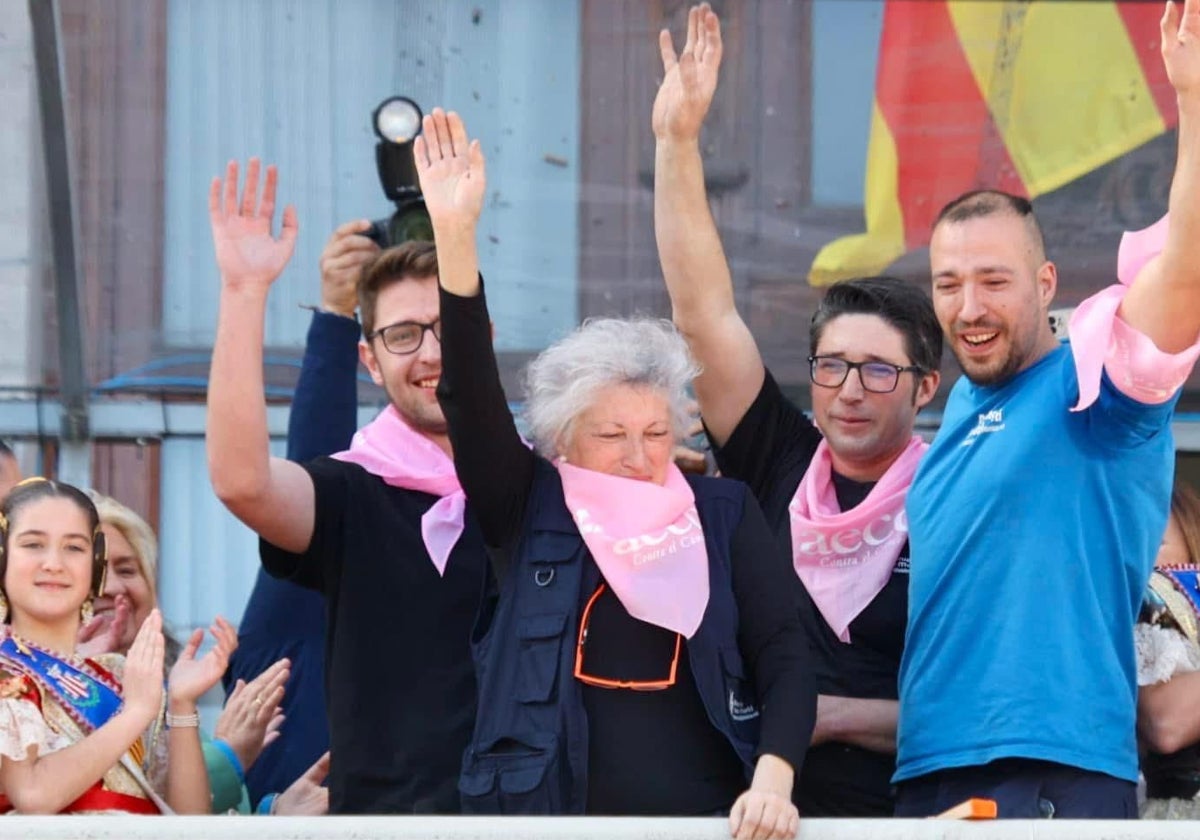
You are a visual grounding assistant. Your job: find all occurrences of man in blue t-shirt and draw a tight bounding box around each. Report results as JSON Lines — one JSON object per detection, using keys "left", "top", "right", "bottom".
{"left": 896, "top": 2, "right": 1200, "bottom": 817}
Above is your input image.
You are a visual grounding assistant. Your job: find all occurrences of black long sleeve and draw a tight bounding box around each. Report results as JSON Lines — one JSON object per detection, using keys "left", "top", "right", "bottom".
{"left": 436, "top": 281, "right": 534, "bottom": 579}
{"left": 729, "top": 489, "right": 817, "bottom": 775}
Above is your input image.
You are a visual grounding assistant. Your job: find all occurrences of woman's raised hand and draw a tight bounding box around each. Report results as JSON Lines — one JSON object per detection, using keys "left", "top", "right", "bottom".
{"left": 413, "top": 109, "right": 486, "bottom": 235}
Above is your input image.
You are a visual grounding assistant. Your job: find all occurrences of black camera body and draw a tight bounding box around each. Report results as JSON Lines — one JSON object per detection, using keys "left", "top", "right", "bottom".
{"left": 367, "top": 96, "right": 432, "bottom": 249}
{"left": 365, "top": 199, "right": 432, "bottom": 249}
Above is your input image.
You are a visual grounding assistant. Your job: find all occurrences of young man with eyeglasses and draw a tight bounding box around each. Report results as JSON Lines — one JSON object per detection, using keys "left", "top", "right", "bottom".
{"left": 652, "top": 5, "right": 942, "bottom": 816}
{"left": 206, "top": 162, "right": 491, "bottom": 814}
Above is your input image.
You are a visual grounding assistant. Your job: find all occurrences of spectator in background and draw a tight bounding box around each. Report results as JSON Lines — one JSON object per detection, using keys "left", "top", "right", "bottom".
{"left": 82, "top": 491, "right": 327, "bottom": 815}
{"left": 652, "top": 5, "right": 942, "bottom": 816}
{"left": 224, "top": 219, "right": 377, "bottom": 806}
{"left": 1137, "top": 479, "right": 1200, "bottom": 819}
{"left": 0, "top": 442, "right": 21, "bottom": 500}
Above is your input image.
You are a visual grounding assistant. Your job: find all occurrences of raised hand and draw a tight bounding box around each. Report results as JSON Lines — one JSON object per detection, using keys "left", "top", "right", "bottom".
{"left": 122, "top": 609, "right": 165, "bottom": 725}
{"left": 413, "top": 109, "right": 487, "bottom": 234}
{"left": 1164, "top": 0, "right": 1200, "bottom": 97}
{"left": 209, "top": 158, "right": 299, "bottom": 292}
{"left": 167, "top": 616, "right": 238, "bottom": 705}
{"left": 652, "top": 3, "right": 724, "bottom": 143}
{"left": 213, "top": 657, "right": 290, "bottom": 772}
{"left": 319, "top": 220, "right": 380, "bottom": 317}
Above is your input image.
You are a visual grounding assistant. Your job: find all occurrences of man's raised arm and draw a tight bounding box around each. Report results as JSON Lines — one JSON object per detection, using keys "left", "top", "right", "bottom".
{"left": 1118, "top": 0, "right": 1200, "bottom": 353}
{"left": 206, "top": 158, "right": 316, "bottom": 554}
{"left": 653, "top": 4, "right": 764, "bottom": 447}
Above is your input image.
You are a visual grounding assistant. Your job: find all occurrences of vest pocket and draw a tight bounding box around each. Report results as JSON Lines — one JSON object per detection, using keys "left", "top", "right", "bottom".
{"left": 459, "top": 733, "right": 563, "bottom": 814}
{"left": 516, "top": 612, "right": 568, "bottom": 703}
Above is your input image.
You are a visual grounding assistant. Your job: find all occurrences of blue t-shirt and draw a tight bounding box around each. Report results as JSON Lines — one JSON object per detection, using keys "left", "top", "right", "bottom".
{"left": 897, "top": 343, "right": 1176, "bottom": 783}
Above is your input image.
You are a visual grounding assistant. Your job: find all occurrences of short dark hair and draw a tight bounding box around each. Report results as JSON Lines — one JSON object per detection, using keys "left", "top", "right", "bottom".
{"left": 933, "top": 189, "right": 1046, "bottom": 258}
{"left": 357, "top": 241, "right": 440, "bottom": 338}
{"left": 0, "top": 478, "right": 107, "bottom": 611}
{"left": 810, "top": 276, "right": 943, "bottom": 373}
{"left": 0, "top": 441, "right": 13, "bottom": 460}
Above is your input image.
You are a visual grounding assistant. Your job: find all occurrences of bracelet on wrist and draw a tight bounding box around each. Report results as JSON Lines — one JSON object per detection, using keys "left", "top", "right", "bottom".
{"left": 165, "top": 711, "right": 200, "bottom": 729}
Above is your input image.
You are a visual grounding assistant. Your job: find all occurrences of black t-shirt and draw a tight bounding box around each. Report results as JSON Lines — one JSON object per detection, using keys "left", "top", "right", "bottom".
{"left": 713, "top": 370, "right": 907, "bottom": 816}
{"left": 260, "top": 459, "right": 490, "bottom": 814}
{"left": 581, "top": 584, "right": 745, "bottom": 815}
{"left": 437, "top": 284, "right": 814, "bottom": 815}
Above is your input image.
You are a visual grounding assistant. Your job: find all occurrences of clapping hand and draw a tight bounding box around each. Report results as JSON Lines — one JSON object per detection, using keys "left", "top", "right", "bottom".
{"left": 213, "top": 657, "right": 289, "bottom": 772}
{"left": 77, "top": 594, "right": 131, "bottom": 659}
{"left": 122, "top": 610, "right": 166, "bottom": 726}
{"left": 166, "top": 617, "right": 238, "bottom": 706}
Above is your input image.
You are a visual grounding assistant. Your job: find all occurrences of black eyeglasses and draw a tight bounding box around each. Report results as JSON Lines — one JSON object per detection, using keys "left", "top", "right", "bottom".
{"left": 367, "top": 320, "right": 441, "bottom": 355}
{"left": 808, "top": 356, "right": 924, "bottom": 394}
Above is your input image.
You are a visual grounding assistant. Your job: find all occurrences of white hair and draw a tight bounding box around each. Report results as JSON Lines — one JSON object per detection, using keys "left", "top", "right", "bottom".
{"left": 523, "top": 317, "right": 700, "bottom": 457}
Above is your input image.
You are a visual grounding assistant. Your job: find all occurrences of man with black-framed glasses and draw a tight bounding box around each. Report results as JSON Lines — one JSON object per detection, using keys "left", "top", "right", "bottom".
{"left": 206, "top": 164, "right": 494, "bottom": 815}
{"left": 652, "top": 4, "right": 942, "bottom": 817}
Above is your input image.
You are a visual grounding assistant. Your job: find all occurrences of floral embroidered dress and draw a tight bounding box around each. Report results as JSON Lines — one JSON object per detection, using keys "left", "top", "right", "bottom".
{"left": 1137, "top": 565, "right": 1200, "bottom": 819}
{"left": 0, "top": 628, "right": 168, "bottom": 814}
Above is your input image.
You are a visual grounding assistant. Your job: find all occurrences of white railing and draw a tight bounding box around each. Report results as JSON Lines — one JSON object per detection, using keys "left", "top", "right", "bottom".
{"left": 0, "top": 817, "right": 1194, "bottom": 840}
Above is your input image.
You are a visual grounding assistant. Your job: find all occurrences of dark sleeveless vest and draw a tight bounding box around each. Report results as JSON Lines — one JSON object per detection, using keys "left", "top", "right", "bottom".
{"left": 459, "top": 458, "right": 761, "bottom": 814}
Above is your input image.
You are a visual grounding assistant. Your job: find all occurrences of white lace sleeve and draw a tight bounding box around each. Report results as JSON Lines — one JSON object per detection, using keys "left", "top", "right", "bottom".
{"left": 0, "top": 696, "right": 52, "bottom": 761}
{"left": 1136, "top": 622, "right": 1200, "bottom": 686}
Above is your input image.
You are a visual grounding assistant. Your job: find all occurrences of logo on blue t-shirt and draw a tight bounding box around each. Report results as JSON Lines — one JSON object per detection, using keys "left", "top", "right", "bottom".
{"left": 962, "top": 408, "right": 1005, "bottom": 446}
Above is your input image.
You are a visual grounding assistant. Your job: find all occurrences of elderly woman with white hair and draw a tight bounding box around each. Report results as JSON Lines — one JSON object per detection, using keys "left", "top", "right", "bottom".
{"left": 415, "top": 109, "right": 815, "bottom": 840}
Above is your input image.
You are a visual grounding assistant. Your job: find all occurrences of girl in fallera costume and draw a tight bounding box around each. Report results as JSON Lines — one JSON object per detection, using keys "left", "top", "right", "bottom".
{"left": 0, "top": 478, "right": 235, "bottom": 814}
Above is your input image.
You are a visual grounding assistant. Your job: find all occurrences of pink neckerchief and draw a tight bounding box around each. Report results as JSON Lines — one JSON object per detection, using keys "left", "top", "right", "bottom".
{"left": 1070, "top": 213, "right": 1200, "bottom": 410}
{"left": 332, "top": 406, "right": 463, "bottom": 576}
{"left": 556, "top": 461, "right": 709, "bottom": 639}
{"left": 789, "top": 435, "right": 926, "bottom": 643}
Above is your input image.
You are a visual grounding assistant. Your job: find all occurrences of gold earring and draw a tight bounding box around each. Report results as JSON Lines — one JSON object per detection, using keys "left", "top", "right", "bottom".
{"left": 80, "top": 598, "right": 93, "bottom": 624}
{"left": 0, "top": 591, "right": 8, "bottom": 623}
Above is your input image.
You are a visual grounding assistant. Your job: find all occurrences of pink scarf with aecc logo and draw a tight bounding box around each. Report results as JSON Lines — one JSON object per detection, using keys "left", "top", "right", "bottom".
{"left": 789, "top": 436, "right": 926, "bottom": 643}
{"left": 557, "top": 461, "right": 710, "bottom": 639}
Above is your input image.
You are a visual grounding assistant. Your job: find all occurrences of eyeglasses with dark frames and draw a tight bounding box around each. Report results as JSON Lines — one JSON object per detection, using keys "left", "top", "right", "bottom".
{"left": 367, "top": 320, "right": 442, "bottom": 355}
{"left": 807, "top": 355, "right": 924, "bottom": 394}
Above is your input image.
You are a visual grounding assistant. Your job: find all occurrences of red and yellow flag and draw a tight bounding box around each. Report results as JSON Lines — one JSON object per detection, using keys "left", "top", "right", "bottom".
{"left": 809, "top": 0, "right": 1178, "bottom": 286}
